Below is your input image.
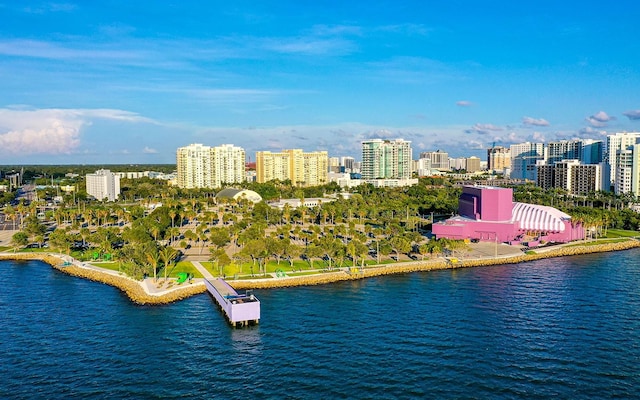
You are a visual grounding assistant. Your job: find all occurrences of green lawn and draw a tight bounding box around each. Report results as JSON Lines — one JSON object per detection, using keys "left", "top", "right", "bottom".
{"left": 605, "top": 229, "right": 640, "bottom": 238}
{"left": 18, "top": 247, "right": 49, "bottom": 253}
{"left": 286, "top": 270, "right": 324, "bottom": 277}
{"left": 565, "top": 238, "right": 631, "bottom": 247}
{"left": 166, "top": 261, "right": 203, "bottom": 278}
{"left": 89, "top": 261, "right": 121, "bottom": 272}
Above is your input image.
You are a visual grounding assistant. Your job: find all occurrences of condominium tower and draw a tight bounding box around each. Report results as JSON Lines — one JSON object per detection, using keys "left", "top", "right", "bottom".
{"left": 176, "top": 143, "right": 245, "bottom": 189}
{"left": 362, "top": 139, "right": 412, "bottom": 179}
{"left": 546, "top": 139, "right": 604, "bottom": 165}
{"left": 606, "top": 132, "right": 640, "bottom": 188}
{"left": 510, "top": 142, "right": 545, "bottom": 180}
{"left": 420, "top": 150, "right": 449, "bottom": 171}
{"left": 537, "top": 160, "right": 602, "bottom": 196}
{"left": 615, "top": 144, "right": 640, "bottom": 196}
{"left": 86, "top": 169, "right": 120, "bottom": 202}
{"left": 255, "top": 149, "right": 328, "bottom": 187}
{"left": 487, "top": 146, "right": 511, "bottom": 172}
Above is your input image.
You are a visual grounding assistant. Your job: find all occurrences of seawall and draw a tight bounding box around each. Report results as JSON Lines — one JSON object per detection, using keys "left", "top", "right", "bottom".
{"left": 0, "top": 252, "right": 206, "bottom": 305}
{"left": 230, "top": 240, "right": 640, "bottom": 290}
{"left": 2, "top": 239, "right": 639, "bottom": 302}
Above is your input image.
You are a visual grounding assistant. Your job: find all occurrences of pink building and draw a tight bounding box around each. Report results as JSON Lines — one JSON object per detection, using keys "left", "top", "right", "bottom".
{"left": 432, "top": 186, "right": 584, "bottom": 245}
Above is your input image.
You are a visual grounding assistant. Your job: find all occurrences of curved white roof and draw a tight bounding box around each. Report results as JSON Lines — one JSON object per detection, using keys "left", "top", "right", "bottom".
{"left": 512, "top": 202, "right": 571, "bottom": 232}
{"left": 216, "top": 188, "right": 263, "bottom": 203}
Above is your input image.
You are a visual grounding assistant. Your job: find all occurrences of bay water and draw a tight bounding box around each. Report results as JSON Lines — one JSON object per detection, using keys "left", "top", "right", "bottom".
{"left": 2, "top": 249, "right": 639, "bottom": 399}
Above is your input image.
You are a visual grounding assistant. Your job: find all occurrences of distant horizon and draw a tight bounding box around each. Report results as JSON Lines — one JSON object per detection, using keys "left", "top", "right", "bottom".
{"left": 1, "top": 1, "right": 640, "bottom": 164}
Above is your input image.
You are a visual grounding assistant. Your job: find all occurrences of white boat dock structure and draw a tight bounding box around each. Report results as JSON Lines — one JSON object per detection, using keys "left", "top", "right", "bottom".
{"left": 205, "top": 278, "right": 260, "bottom": 327}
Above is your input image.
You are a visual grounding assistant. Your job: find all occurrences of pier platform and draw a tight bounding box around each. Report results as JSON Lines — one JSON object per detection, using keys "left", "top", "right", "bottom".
{"left": 205, "top": 278, "right": 260, "bottom": 327}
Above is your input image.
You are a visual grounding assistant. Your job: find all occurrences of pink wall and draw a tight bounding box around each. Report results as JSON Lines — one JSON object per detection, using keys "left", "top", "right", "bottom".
{"left": 433, "top": 218, "right": 582, "bottom": 243}
{"left": 458, "top": 186, "right": 513, "bottom": 221}
{"left": 433, "top": 186, "right": 585, "bottom": 244}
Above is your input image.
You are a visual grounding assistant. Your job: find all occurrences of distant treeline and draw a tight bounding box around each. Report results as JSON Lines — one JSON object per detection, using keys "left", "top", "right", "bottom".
{"left": 0, "top": 165, "right": 177, "bottom": 181}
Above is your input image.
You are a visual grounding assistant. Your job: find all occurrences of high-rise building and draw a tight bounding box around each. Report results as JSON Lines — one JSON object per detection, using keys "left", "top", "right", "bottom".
{"left": 211, "top": 144, "right": 246, "bottom": 188}
{"left": 362, "top": 139, "right": 412, "bottom": 179}
{"left": 606, "top": 132, "right": 640, "bottom": 189}
{"left": 546, "top": 139, "right": 604, "bottom": 166}
{"left": 547, "top": 140, "right": 583, "bottom": 165}
{"left": 340, "top": 156, "right": 355, "bottom": 172}
{"left": 86, "top": 169, "right": 120, "bottom": 202}
{"left": 176, "top": 143, "right": 213, "bottom": 189}
{"left": 510, "top": 142, "right": 545, "bottom": 180}
{"left": 449, "top": 157, "right": 466, "bottom": 171}
{"left": 329, "top": 157, "right": 341, "bottom": 173}
{"left": 614, "top": 144, "right": 640, "bottom": 196}
{"left": 420, "top": 150, "right": 449, "bottom": 171}
{"left": 581, "top": 139, "right": 604, "bottom": 164}
{"left": 466, "top": 156, "right": 481, "bottom": 173}
{"left": 176, "top": 143, "right": 245, "bottom": 189}
{"left": 255, "top": 149, "right": 328, "bottom": 187}
{"left": 537, "top": 164, "right": 555, "bottom": 190}
{"left": 536, "top": 160, "right": 602, "bottom": 196}
{"left": 487, "top": 146, "right": 511, "bottom": 172}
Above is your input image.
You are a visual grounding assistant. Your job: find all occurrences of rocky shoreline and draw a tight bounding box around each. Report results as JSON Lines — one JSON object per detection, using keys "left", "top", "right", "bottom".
{"left": 230, "top": 240, "right": 640, "bottom": 290}
{"left": 2, "top": 239, "right": 639, "bottom": 304}
{"left": 0, "top": 252, "right": 206, "bottom": 305}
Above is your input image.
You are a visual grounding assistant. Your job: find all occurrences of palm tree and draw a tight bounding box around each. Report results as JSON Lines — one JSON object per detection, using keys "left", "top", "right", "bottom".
{"left": 159, "top": 246, "right": 178, "bottom": 282}
{"left": 146, "top": 250, "right": 161, "bottom": 282}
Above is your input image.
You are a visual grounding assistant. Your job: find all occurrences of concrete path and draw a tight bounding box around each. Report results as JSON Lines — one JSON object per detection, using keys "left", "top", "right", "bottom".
{"left": 191, "top": 260, "right": 214, "bottom": 279}
{"left": 0, "top": 229, "right": 18, "bottom": 247}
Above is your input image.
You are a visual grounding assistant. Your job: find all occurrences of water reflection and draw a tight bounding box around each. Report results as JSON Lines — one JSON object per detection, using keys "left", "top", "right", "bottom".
{"left": 230, "top": 325, "right": 262, "bottom": 354}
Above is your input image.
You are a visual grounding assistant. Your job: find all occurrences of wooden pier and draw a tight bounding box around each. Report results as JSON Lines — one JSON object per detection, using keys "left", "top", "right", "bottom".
{"left": 205, "top": 278, "right": 260, "bottom": 327}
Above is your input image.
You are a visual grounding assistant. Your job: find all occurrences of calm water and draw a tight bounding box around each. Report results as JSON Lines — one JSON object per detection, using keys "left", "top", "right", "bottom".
{"left": 2, "top": 250, "right": 640, "bottom": 399}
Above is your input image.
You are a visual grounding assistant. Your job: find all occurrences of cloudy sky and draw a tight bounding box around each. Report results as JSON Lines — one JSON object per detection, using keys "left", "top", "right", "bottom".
{"left": 1, "top": 1, "right": 640, "bottom": 164}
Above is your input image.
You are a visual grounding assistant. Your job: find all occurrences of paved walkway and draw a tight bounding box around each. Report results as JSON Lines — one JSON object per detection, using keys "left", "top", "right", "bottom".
{"left": 0, "top": 229, "right": 18, "bottom": 247}
{"left": 191, "top": 260, "right": 214, "bottom": 279}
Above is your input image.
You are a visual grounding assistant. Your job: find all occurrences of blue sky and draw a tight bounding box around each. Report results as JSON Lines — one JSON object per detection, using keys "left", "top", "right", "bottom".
{"left": 1, "top": 1, "right": 640, "bottom": 164}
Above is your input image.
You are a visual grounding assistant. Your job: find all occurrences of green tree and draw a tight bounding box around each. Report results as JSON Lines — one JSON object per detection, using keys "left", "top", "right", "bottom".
{"left": 209, "top": 226, "right": 231, "bottom": 249}
{"left": 159, "top": 246, "right": 179, "bottom": 282}
{"left": 146, "top": 249, "right": 161, "bottom": 282}
{"left": 11, "top": 231, "right": 28, "bottom": 251}
{"left": 209, "top": 247, "right": 231, "bottom": 276}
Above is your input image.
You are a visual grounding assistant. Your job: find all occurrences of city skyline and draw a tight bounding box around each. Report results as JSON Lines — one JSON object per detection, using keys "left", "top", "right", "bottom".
{"left": 1, "top": 1, "right": 640, "bottom": 164}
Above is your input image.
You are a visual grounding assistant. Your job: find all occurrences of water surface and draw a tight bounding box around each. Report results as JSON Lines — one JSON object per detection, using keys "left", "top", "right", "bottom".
{"left": 2, "top": 250, "right": 639, "bottom": 398}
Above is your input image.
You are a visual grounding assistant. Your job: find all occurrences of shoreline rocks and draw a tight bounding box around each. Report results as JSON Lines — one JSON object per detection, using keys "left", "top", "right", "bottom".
{"left": 229, "top": 240, "right": 640, "bottom": 290}
{"left": 2, "top": 239, "right": 639, "bottom": 304}
{"left": 0, "top": 252, "right": 206, "bottom": 305}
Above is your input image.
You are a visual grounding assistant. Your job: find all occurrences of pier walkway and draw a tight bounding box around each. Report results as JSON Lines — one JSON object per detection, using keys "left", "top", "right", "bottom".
{"left": 205, "top": 278, "right": 260, "bottom": 328}
{"left": 191, "top": 261, "right": 214, "bottom": 279}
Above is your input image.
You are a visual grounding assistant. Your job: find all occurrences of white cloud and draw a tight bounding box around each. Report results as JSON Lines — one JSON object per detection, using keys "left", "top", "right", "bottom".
{"left": 376, "top": 23, "right": 431, "bottom": 36}
{"left": 143, "top": 147, "right": 158, "bottom": 154}
{"left": 0, "top": 108, "right": 155, "bottom": 155}
{"left": 522, "top": 116, "right": 550, "bottom": 127}
{"left": 0, "top": 39, "right": 143, "bottom": 61}
{"left": 578, "top": 126, "right": 607, "bottom": 137}
{"left": 623, "top": 110, "right": 640, "bottom": 120}
{"left": 261, "top": 37, "right": 356, "bottom": 56}
{"left": 586, "top": 111, "right": 615, "bottom": 127}
{"left": 532, "top": 131, "right": 546, "bottom": 142}
{"left": 465, "top": 123, "right": 504, "bottom": 135}
{"left": 456, "top": 100, "right": 473, "bottom": 107}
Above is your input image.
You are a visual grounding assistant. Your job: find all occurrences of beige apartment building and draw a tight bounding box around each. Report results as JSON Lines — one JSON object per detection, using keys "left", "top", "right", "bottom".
{"left": 487, "top": 146, "right": 511, "bottom": 172}
{"left": 176, "top": 143, "right": 245, "bottom": 189}
{"left": 255, "top": 149, "right": 328, "bottom": 187}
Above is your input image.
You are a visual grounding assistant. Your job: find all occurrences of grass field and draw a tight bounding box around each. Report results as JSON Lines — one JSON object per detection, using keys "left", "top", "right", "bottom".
{"left": 168, "top": 261, "right": 203, "bottom": 278}
{"left": 90, "top": 261, "right": 120, "bottom": 272}
{"left": 605, "top": 229, "right": 640, "bottom": 238}
{"left": 565, "top": 238, "right": 632, "bottom": 247}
